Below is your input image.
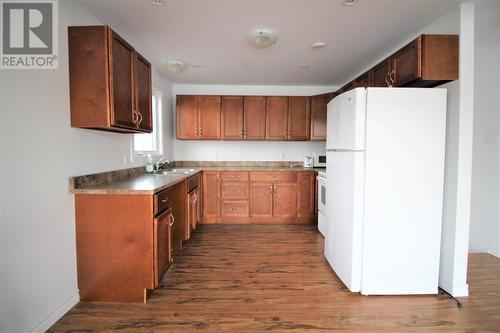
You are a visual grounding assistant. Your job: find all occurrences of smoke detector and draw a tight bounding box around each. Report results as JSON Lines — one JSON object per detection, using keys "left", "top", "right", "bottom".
{"left": 247, "top": 29, "right": 277, "bottom": 49}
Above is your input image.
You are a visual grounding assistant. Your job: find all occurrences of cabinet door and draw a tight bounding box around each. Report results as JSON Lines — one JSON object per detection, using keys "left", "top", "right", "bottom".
{"left": 202, "top": 172, "right": 220, "bottom": 219}
{"left": 273, "top": 182, "right": 297, "bottom": 218}
{"left": 265, "top": 96, "right": 288, "bottom": 140}
{"left": 243, "top": 96, "right": 266, "bottom": 140}
{"left": 198, "top": 96, "right": 221, "bottom": 139}
{"left": 153, "top": 208, "right": 172, "bottom": 287}
{"left": 176, "top": 95, "right": 198, "bottom": 139}
{"left": 371, "top": 58, "right": 392, "bottom": 87}
{"left": 392, "top": 37, "right": 422, "bottom": 86}
{"left": 194, "top": 188, "right": 201, "bottom": 229}
{"left": 288, "top": 97, "right": 311, "bottom": 140}
{"left": 310, "top": 94, "right": 328, "bottom": 141}
{"left": 297, "top": 172, "right": 315, "bottom": 218}
{"left": 188, "top": 189, "right": 199, "bottom": 231}
{"left": 109, "top": 31, "right": 136, "bottom": 129}
{"left": 135, "top": 52, "right": 152, "bottom": 132}
{"left": 221, "top": 96, "right": 244, "bottom": 140}
{"left": 249, "top": 182, "right": 274, "bottom": 217}
{"left": 354, "top": 72, "right": 370, "bottom": 87}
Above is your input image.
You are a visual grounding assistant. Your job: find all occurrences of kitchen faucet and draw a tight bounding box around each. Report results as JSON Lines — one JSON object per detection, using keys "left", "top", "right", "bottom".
{"left": 154, "top": 158, "right": 170, "bottom": 171}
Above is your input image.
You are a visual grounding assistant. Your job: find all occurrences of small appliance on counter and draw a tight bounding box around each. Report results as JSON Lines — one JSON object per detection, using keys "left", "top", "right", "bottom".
{"left": 303, "top": 156, "right": 314, "bottom": 168}
{"left": 312, "top": 151, "right": 326, "bottom": 167}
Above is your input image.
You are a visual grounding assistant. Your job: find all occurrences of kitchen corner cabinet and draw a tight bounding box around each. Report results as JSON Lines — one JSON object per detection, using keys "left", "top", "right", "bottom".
{"left": 177, "top": 95, "right": 221, "bottom": 140}
{"left": 68, "top": 26, "right": 152, "bottom": 133}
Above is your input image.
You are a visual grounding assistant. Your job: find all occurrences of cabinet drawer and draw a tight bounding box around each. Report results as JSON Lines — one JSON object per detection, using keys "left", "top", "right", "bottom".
{"left": 250, "top": 172, "right": 297, "bottom": 182}
{"left": 221, "top": 200, "right": 249, "bottom": 217}
{"left": 221, "top": 182, "right": 249, "bottom": 199}
{"left": 187, "top": 173, "right": 200, "bottom": 193}
{"left": 154, "top": 187, "right": 172, "bottom": 216}
{"left": 220, "top": 171, "right": 249, "bottom": 181}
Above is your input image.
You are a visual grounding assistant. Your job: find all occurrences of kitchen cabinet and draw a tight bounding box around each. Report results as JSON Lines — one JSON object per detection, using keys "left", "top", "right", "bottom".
{"left": 153, "top": 207, "right": 174, "bottom": 286}
{"left": 310, "top": 93, "right": 330, "bottom": 141}
{"left": 249, "top": 182, "right": 274, "bottom": 218}
{"left": 266, "top": 96, "right": 289, "bottom": 140}
{"left": 202, "top": 171, "right": 220, "bottom": 222}
{"left": 75, "top": 186, "right": 178, "bottom": 302}
{"left": 221, "top": 96, "right": 244, "bottom": 140}
{"left": 201, "top": 171, "right": 315, "bottom": 224}
{"left": 176, "top": 95, "right": 221, "bottom": 140}
{"left": 297, "top": 172, "right": 315, "bottom": 218}
{"left": 187, "top": 173, "right": 201, "bottom": 232}
{"left": 273, "top": 182, "right": 298, "bottom": 217}
{"left": 371, "top": 58, "right": 392, "bottom": 87}
{"left": 288, "top": 97, "right": 311, "bottom": 140}
{"left": 243, "top": 96, "right": 266, "bottom": 140}
{"left": 392, "top": 35, "right": 458, "bottom": 87}
{"left": 69, "top": 26, "right": 152, "bottom": 133}
{"left": 353, "top": 72, "right": 371, "bottom": 88}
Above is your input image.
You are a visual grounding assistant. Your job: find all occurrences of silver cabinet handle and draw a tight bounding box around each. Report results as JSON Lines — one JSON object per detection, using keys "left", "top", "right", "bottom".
{"left": 385, "top": 73, "right": 391, "bottom": 86}
{"left": 161, "top": 198, "right": 168, "bottom": 203}
{"left": 389, "top": 71, "right": 395, "bottom": 87}
{"left": 169, "top": 213, "right": 175, "bottom": 226}
{"left": 132, "top": 110, "right": 139, "bottom": 123}
{"left": 138, "top": 112, "right": 143, "bottom": 125}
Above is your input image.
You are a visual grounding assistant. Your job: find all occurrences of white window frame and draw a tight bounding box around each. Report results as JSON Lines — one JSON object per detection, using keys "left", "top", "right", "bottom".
{"left": 133, "top": 89, "right": 163, "bottom": 161}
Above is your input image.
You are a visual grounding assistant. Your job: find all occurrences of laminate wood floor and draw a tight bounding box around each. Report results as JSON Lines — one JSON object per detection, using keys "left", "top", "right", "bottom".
{"left": 49, "top": 224, "right": 500, "bottom": 332}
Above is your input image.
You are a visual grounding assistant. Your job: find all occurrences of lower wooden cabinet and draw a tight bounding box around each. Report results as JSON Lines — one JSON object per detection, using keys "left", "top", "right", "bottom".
{"left": 75, "top": 190, "right": 177, "bottom": 303}
{"left": 202, "top": 171, "right": 315, "bottom": 224}
{"left": 202, "top": 171, "right": 220, "bottom": 222}
{"left": 153, "top": 207, "right": 174, "bottom": 286}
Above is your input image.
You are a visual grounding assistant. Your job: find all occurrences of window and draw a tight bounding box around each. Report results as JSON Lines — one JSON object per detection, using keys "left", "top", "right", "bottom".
{"left": 134, "top": 90, "right": 163, "bottom": 159}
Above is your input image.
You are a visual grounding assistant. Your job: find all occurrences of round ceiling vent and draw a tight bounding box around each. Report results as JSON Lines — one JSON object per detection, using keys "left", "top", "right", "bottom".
{"left": 247, "top": 29, "right": 277, "bottom": 49}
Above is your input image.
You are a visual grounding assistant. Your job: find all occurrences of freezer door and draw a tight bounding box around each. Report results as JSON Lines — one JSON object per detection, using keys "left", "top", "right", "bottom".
{"left": 326, "top": 88, "right": 366, "bottom": 151}
{"left": 324, "top": 150, "right": 365, "bottom": 292}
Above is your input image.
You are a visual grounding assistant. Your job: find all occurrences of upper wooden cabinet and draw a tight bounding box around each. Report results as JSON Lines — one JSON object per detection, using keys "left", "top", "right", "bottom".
{"left": 243, "top": 96, "right": 266, "bottom": 140}
{"left": 177, "top": 95, "right": 221, "bottom": 140}
{"left": 69, "top": 26, "right": 152, "bottom": 133}
{"left": 288, "top": 97, "right": 311, "bottom": 140}
{"left": 310, "top": 93, "right": 330, "bottom": 141}
{"left": 392, "top": 35, "right": 458, "bottom": 87}
{"left": 371, "top": 58, "right": 393, "bottom": 87}
{"left": 221, "top": 96, "right": 267, "bottom": 140}
{"left": 221, "top": 96, "right": 244, "bottom": 140}
{"left": 337, "top": 34, "right": 458, "bottom": 94}
{"left": 266, "top": 96, "right": 289, "bottom": 140}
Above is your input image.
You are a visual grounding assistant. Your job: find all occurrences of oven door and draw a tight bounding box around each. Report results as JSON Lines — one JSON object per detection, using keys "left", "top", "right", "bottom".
{"left": 317, "top": 176, "right": 327, "bottom": 236}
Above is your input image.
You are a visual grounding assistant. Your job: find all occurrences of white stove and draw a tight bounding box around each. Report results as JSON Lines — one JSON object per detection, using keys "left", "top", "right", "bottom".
{"left": 317, "top": 170, "right": 327, "bottom": 237}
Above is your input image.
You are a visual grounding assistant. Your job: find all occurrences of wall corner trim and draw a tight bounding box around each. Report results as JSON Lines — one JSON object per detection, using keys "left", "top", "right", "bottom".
{"left": 29, "top": 293, "right": 80, "bottom": 333}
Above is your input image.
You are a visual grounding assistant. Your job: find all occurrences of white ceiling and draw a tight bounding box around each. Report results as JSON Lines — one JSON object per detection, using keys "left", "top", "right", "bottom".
{"left": 76, "top": 0, "right": 461, "bottom": 86}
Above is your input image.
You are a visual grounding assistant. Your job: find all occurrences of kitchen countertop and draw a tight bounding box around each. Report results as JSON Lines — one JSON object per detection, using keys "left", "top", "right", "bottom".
{"left": 72, "top": 166, "right": 324, "bottom": 195}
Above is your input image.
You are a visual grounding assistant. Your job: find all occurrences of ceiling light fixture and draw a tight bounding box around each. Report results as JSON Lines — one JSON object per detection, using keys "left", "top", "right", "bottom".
{"left": 164, "top": 60, "right": 187, "bottom": 73}
{"left": 247, "top": 29, "right": 277, "bottom": 49}
{"left": 342, "top": 0, "right": 356, "bottom": 6}
{"left": 311, "top": 41, "right": 327, "bottom": 49}
{"left": 151, "top": 0, "right": 165, "bottom": 6}
{"left": 299, "top": 64, "right": 310, "bottom": 70}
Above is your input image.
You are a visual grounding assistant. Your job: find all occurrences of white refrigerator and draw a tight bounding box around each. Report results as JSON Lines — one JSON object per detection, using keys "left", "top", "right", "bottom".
{"left": 324, "top": 87, "right": 447, "bottom": 295}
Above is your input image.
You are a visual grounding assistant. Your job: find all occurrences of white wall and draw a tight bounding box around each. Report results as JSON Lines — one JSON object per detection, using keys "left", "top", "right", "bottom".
{"left": 469, "top": 0, "right": 500, "bottom": 257}
{"left": 0, "top": 1, "right": 172, "bottom": 332}
{"left": 172, "top": 84, "right": 336, "bottom": 161}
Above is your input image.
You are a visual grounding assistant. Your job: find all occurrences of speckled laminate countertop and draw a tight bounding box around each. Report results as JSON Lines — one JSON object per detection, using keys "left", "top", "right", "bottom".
{"left": 71, "top": 166, "right": 325, "bottom": 195}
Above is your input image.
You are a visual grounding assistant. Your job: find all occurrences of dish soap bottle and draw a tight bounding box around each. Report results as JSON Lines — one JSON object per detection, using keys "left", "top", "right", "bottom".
{"left": 146, "top": 154, "right": 154, "bottom": 174}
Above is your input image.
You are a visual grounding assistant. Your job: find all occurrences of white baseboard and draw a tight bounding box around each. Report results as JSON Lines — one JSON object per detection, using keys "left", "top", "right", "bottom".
{"left": 438, "top": 278, "right": 469, "bottom": 297}
{"left": 487, "top": 248, "right": 500, "bottom": 258}
{"left": 29, "top": 293, "right": 80, "bottom": 333}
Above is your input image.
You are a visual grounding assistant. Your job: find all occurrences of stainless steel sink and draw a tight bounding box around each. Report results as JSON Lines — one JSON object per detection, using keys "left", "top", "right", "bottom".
{"left": 160, "top": 168, "right": 196, "bottom": 175}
